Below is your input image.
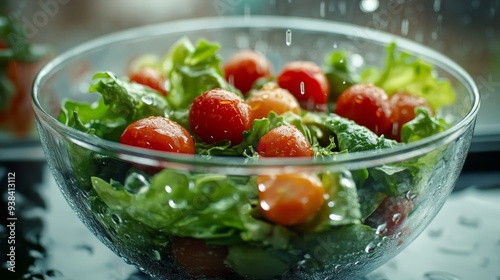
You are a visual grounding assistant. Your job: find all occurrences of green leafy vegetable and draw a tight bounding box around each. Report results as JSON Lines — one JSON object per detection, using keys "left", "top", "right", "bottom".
{"left": 161, "top": 37, "right": 236, "bottom": 112}
{"left": 401, "top": 107, "right": 451, "bottom": 143}
{"left": 360, "top": 42, "right": 455, "bottom": 110}
{"left": 324, "top": 114, "right": 399, "bottom": 152}
{"left": 323, "top": 50, "right": 358, "bottom": 104}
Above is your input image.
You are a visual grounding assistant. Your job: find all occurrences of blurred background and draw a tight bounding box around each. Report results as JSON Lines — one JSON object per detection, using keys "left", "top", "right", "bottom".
{"left": 1, "top": 1, "right": 499, "bottom": 279}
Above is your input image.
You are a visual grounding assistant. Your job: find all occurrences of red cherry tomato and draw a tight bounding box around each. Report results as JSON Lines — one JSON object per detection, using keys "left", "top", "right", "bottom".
{"left": 388, "top": 92, "right": 433, "bottom": 141}
{"left": 128, "top": 66, "right": 167, "bottom": 95}
{"left": 189, "top": 88, "right": 253, "bottom": 145}
{"left": 334, "top": 84, "right": 392, "bottom": 135}
{"left": 277, "top": 61, "right": 329, "bottom": 111}
{"left": 223, "top": 50, "right": 272, "bottom": 95}
{"left": 171, "top": 237, "right": 233, "bottom": 277}
{"left": 120, "top": 116, "right": 195, "bottom": 154}
{"left": 365, "top": 196, "right": 414, "bottom": 236}
{"left": 257, "top": 125, "right": 313, "bottom": 157}
{"left": 258, "top": 173, "right": 325, "bottom": 226}
{"left": 246, "top": 83, "right": 300, "bottom": 119}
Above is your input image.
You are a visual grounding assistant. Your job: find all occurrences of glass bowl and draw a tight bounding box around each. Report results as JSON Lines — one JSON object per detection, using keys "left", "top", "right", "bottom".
{"left": 32, "top": 16, "right": 479, "bottom": 279}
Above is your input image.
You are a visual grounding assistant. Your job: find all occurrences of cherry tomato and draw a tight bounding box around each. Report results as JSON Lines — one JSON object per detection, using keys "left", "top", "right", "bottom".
{"left": 334, "top": 84, "right": 392, "bottom": 135}
{"left": 258, "top": 173, "right": 325, "bottom": 226}
{"left": 171, "top": 237, "right": 233, "bottom": 277}
{"left": 128, "top": 66, "right": 167, "bottom": 95}
{"left": 388, "top": 92, "right": 433, "bottom": 141}
{"left": 120, "top": 116, "right": 195, "bottom": 154}
{"left": 223, "top": 50, "right": 272, "bottom": 95}
{"left": 277, "top": 61, "right": 329, "bottom": 111}
{"left": 189, "top": 88, "right": 253, "bottom": 145}
{"left": 246, "top": 83, "right": 300, "bottom": 119}
{"left": 365, "top": 196, "right": 414, "bottom": 236}
{"left": 257, "top": 125, "right": 313, "bottom": 158}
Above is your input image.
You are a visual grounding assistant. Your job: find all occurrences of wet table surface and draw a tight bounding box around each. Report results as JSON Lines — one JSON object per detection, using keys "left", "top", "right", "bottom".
{"left": 1, "top": 152, "right": 499, "bottom": 280}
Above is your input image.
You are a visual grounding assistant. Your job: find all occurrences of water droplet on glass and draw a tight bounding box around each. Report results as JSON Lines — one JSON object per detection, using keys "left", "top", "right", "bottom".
{"left": 332, "top": 42, "right": 338, "bottom": 49}
{"left": 392, "top": 213, "right": 402, "bottom": 223}
{"left": 285, "top": 29, "right": 292, "bottom": 46}
{"left": 360, "top": 0, "right": 379, "bottom": 13}
{"left": 111, "top": 214, "right": 122, "bottom": 225}
{"left": 365, "top": 242, "right": 376, "bottom": 253}
{"left": 300, "top": 81, "right": 305, "bottom": 95}
{"left": 375, "top": 223, "right": 387, "bottom": 235}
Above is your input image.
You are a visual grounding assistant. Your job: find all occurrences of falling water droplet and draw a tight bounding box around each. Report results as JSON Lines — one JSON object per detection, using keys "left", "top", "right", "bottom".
{"left": 320, "top": 1, "right": 326, "bottom": 17}
{"left": 433, "top": 0, "right": 441, "bottom": 12}
{"left": 244, "top": 3, "right": 251, "bottom": 19}
{"left": 401, "top": 18, "right": 409, "bottom": 36}
{"left": 300, "top": 81, "right": 305, "bottom": 95}
{"left": 339, "top": 0, "right": 347, "bottom": 15}
{"left": 285, "top": 29, "right": 292, "bottom": 46}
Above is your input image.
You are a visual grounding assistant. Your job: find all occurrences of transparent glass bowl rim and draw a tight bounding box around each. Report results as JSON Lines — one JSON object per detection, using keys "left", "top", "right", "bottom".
{"left": 32, "top": 15, "right": 480, "bottom": 174}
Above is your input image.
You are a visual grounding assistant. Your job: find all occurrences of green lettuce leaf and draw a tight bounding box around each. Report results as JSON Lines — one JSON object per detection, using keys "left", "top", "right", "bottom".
{"left": 401, "top": 107, "right": 451, "bottom": 143}
{"left": 162, "top": 37, "right": 236, "bottom": 112}
{"left": 323, "top": 50, "right": 358, "bottom": 105}
{"left": 360, "top": 42, "right": 455, "bottom": 110}
{"left": 58, "top": 71, "right": 170, "bottom": 141}
{"left": 324, "top": 114, "right": 399, "bottom": 152}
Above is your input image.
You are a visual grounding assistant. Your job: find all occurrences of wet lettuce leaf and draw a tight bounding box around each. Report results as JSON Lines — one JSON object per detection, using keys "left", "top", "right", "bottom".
{"left": 323, "top": 114, "right": 399, "bottom": 152}
{"left": 59, "top": 71, "right": 169, "bottom": 141}
{"left": 360, "top": 42, "right": 455, "bottom": 110}
{"left": 323, "top": 50, "right": 358, "bottom": 105}
{"left": 162, "top": 37, "right": 236, "bottom": 113}
{"left": 401, "top": 107, "right": 451, "bottom": 143}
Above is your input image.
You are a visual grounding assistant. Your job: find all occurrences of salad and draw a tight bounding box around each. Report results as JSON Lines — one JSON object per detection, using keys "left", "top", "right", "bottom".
{"left": 58, "top": 37, "right": 455, "bottom": 279}
{"left": 0, "top": 17, "right": 50, "bottom": 139}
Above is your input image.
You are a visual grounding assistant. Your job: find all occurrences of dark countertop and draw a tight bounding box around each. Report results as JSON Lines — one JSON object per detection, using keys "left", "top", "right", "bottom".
{"left": 1, "top": 147, "right": 499, "bottom": 280}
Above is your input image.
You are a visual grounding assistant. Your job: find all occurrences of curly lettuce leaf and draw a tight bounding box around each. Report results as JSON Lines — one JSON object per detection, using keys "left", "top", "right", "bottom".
{"left": 162, "top": 37, "right": 236, "bottom": 111}
{"left": 91, "top": 169, "right": 260, "bottom": 240}
{"left": 401, "top": 107, "right": 451, "bottom": 143}
{"left": 58, "top": 71, "right": 170, "bottom": 141}
{"left": 360, "top": 42, "right": 455, "bottom": 110}
{"left": 324, "top": 114, "right": 399, "bottom": 152}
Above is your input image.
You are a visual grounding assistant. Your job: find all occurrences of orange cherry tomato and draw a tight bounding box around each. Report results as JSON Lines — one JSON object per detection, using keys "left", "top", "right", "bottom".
{"left": 388, "top": 92, "right": 433, "bottom": 141}
{"left": 246, "top": 83, "right": 300, "bottom": 119}
{"left": 189, "top": 88, "right": 253, "bottom": 145}
{"left": 258, "top": 173, "right": 325, "bottom": 226}
{"left": 277, "top": 61, "right": 330, "bottom": 111}
{"left": 257, "top": 125, "right": 314, "bottom": 158}
{"left": 223, "top": 50, "right": 272, "bottom": 95}
{"left": 120, "top": 116, "right": 195, "bottom": 154}
{"left": 334, "top": 84, "right": 392, "bottom": 135}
